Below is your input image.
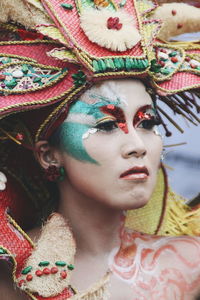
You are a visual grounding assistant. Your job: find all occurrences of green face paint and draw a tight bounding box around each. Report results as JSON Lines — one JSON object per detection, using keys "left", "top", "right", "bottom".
{"left": 52, "top": 95, "right": 122, "bottom": 164}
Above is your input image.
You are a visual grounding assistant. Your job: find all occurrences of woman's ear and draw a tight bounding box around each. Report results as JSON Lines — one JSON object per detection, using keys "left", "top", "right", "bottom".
{"left": 35, "top": 141, "right": 62, "bottom": 169}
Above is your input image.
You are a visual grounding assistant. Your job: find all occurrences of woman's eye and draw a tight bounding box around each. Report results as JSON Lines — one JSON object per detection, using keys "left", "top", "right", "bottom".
{"left": 96, "top": 121, "right": 118, "bottom": 132}
{"left": 137, "top": 118, "right": 161, "bottom": 130}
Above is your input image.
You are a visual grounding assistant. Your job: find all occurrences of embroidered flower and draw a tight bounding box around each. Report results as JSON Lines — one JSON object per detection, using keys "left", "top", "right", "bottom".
{"left": 80, "top": 8, "right": 141, "bottom": 52}
{"left": 72, "top": 70, "right": 86, "bottom": 87}
{"left": 0, "top": 171, "right": 7, "bottom": 191}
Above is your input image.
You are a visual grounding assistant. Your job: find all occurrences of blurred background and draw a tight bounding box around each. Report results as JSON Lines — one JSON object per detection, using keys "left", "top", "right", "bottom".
{"left": 159, "top": 1, "right": 200, "bottom": 201}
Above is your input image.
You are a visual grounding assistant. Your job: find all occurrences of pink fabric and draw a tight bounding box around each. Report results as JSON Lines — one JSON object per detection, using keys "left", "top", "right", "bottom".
{"left": 41, "top": 0, "right": 144, "bottom": 57}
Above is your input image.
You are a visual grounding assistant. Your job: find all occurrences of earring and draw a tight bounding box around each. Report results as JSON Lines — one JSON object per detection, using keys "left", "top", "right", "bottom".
{"left": 160, "top": 149, "right": 166, "bottom": 162}
{"left": 45, "top": 165, "right": 65, "bottom": 182}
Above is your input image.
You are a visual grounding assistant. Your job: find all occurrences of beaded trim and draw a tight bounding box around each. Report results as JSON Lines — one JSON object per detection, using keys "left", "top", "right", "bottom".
{"left": 0, "top": 58, "right": 68, "bottom": 95}
{"left": 35, "top": 82, "right": 89, "bottom": 141}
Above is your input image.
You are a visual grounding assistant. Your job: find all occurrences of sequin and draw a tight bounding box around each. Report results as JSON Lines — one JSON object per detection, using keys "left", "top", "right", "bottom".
{"left": 100, "top": 105, "right": 128, "bottom": 134}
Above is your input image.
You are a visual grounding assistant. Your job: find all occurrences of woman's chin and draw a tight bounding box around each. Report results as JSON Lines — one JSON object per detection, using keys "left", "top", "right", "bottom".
{"left": 105, "top": 193, "right": 151, "bottom": 211}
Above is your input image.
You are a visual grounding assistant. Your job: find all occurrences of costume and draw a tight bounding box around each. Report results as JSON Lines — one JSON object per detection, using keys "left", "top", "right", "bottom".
{"left": 0, "top": 0, "right": 200, "bottom": 299}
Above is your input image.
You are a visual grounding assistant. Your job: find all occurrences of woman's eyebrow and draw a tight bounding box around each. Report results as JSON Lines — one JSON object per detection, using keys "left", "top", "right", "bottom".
{"left": 135, "top": 104, "right": 154, "bottom": 114}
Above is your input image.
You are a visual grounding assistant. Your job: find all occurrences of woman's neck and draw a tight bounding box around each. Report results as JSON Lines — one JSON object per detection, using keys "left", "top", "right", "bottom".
{"left": 58, "top": 180, "right": 122, "bottom": 256}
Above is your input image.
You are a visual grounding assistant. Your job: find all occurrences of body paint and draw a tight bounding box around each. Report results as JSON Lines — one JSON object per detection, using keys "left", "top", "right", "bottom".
{"left": 108, "top": 226, "right": 200, "bottom": 299}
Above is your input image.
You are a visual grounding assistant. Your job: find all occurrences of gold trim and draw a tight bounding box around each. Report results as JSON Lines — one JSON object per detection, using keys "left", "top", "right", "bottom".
{"left": 0, "top": 53, "right": 37, "bottom": 63}
{"left": 152, "top": 79, "right": 200, "bottom": 94}
{"left": 35, "top": 84, "right": 88, "bottom": 141}
{"left": 0, "top": 40, "right": 58, "bottom": 46}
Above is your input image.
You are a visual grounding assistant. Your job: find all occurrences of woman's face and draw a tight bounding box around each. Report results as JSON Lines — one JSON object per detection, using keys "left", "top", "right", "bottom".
{"left": 55, "top": 79, "right": 162, "bottom": 210}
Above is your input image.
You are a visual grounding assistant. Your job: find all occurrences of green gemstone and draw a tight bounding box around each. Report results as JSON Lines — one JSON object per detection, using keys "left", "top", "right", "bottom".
{"left": 105, "top": 59, "right": 115, "bottom": 70}
{"left": 22, "top": 65, "right": 29, "bottom": 74}
{"left": 125, "top": 58, "right": 132, "bottom": 71}
{"left": 142, "top": 59, "right": 149, "bottom": 69}
{"left": 118, "top": 58, "right": 125, "bottom": 69}
{"left": 138, "top": 60, "right": 144, "bottom": 69}
{"left": 0, "top": 248, "right": 6, "bottom": 255}
{"left": 2, "top": 58, "right": 12, "bottom": 64}
{"left": 160, "top": 68, "right": 173, "bottom": 75}
{"left": 113, "top": 58, "right": 121, "bottom": 70}
{"left": 169, "top": 51, "right": 177, "bottom": 57}
{"left": 21, "top": 266, "right": 32, "bottom": 275}
{"left": 55, "top": 261, "right": 67, "bottom": 267}
{"left": 5, "top": 79, "right": 17, "bottom": 89}
{"left": 60, "top": 167, "right": 65, "bottom": 176}
{"left": 98, "top": 60, "right": 106, "bottom": 72}
{"left": 150, "top": 59, "right": 162, "bottom": 73}
{"left": 61, "top": 3, "right": 73, "bottom": 10}
{"left": 131, "top": 58, "right": 137, "bottom": 68}
{"left": 93, "top": 60, "right": 99, "bottom": 72}
{"left": 33, "top": 77, "right": 41, "bottom": 83}
{"left": 160, "top": 57, "right": 168, "bottom": 62}
{"left": 38, "top": 261, "right": 50, "bottom": 267}
{"left": 119, "top": 0, "right": 126, "bottom": 7}
{"left": 67, "top": 264, "right": 74, "bottom": 270}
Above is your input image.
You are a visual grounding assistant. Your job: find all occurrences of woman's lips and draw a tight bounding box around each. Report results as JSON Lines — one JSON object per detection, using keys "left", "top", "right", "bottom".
{"left": 120, "top": 166, "right": 149, "bottom": 181}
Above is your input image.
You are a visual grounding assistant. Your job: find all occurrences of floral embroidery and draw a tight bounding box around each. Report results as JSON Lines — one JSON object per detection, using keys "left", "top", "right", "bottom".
{"left": 72, "top": 70, "right": 86, "bottom": 87}
{"left": 0, "top": 56, "right": 68, "bottom": 94}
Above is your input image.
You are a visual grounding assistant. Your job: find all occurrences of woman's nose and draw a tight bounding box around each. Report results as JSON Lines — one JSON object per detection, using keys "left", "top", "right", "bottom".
{"left": 121, "top": 129, "right": 147, "bottom": 159}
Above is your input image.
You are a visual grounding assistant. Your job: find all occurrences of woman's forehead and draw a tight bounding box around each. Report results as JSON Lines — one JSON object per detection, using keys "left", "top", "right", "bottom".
{"left": 79, "top": 79, "right": 152, "bottom": 108}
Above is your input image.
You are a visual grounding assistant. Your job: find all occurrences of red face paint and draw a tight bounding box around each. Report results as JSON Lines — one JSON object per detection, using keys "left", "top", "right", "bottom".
{"left": 100, "top": 105, "right": 128, "bottom": 134}
{"left": 133, "top": 105, "right": 155, "bottom": 127}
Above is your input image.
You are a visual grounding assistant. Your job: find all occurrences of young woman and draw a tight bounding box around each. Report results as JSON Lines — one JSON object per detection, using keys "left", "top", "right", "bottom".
{"left": 0, "top": 0, "right": 200, "bottom": 299}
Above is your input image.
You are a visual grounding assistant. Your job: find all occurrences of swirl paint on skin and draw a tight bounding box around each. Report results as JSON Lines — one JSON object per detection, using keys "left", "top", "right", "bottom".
{"left": 108, "top": 226, "right": 200, "bottom": 299}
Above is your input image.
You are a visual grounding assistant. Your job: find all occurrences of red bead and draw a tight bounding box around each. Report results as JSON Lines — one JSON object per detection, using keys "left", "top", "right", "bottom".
{"left": 51, "top": 267, "right": 58, "bottom": 274}
{"left": 16, "top": 133, "right": 24, "bottom": 141}
{"left": 159, "top": 60, "right": 165, "bottom": 67}
{"left": 190, "top": 63, "right": 197, "bottom": 69}
{"left": 19, "top": 280, "right": 25, "bottom": 287}
{"left": 118, "top": 123, "right": 125, "bottom": 128}
{"left": 43, "top": 268, "right": 51, "bottom": 275}
{"left": 171, "top": 57, "right": 178, "bottom": 63}
{"left": 35, "top": 270, "right": 43, "bottom": 277}
{"left": 177, "top": 23, "right": 183, "bottom": 29}
{"left": 160, "top": 49, "right": 167, "bottom": 53}
{"left": 26, "top": 274, "right": 33, "bottom": 281}
{"left": 107, "top": 17, "right": 122, "bottom": 30}
{"left": 60, "top": 271, "right": 67, "bottom": 279}
{"left": 185, "top": 57, "right": 191, "bottom": 62}
{"left": 0, "top": 74, "right": 6, "bottom": 80}
{"left": 138, "top": 111, "right": 145, "bottom": 118}
{"left": 107, "top": 104, "right": 115, "bottom": 110}
{"left": 171, "top": 10, "right": 177, "bottom": 16}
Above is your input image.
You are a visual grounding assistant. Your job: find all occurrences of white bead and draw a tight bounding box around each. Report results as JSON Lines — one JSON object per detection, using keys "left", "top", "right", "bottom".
{"left": 191, "top": 59, "right": 200, "bottom": 67}
{"left": 12, "top": 70, "right": 24, "bottom": 78}
{"left": 0, "top": 172, "right": 7, "bottom": 183}
{"left": 158, "top": 52, "right": 168, "bottom": 60}
{"left": 89, "top": 128, "right": 97, "bottom": 134}
{"left": 0, "top": 182, "right": 6, "bottom": 191}
{"left": 82, "top": 132, "right": 89, "bottom": 140}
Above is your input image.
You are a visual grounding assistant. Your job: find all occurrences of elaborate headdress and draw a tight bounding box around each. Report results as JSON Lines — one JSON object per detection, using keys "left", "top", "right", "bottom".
{"left": 0, "top": 0, "right": 200, "bottom": 299}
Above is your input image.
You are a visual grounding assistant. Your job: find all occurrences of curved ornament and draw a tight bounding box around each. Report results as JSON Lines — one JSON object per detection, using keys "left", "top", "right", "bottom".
{"left": 80, "top": 8, "right": 141, "bottom": 52}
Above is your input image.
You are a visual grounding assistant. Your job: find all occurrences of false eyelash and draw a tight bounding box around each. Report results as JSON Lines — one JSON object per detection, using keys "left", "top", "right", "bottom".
{"left": 95, "top": 120, "right": 118, "bottom": 131}
{"left": 138, "top": 117, "right": 161, "bottom": 130}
